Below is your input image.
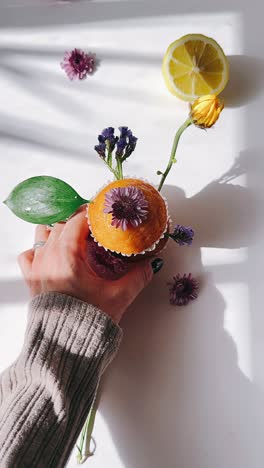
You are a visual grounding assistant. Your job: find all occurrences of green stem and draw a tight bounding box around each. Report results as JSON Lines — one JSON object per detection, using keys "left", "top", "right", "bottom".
{"left": 107, "top": 150, "right": 112, "bottom": 166}
{"left": 84, "top": 401, "right": 97, "bottom": 456}
{"left": 76, "top": 393, "right": 99, "bottom": 464}
{"left": 116, "top": 157, "right": 123, "bottom": 180}
{"left": 76, "top": 416, "right": 90, "bottom": 462}
{"left": 101, "top": 158, "right": 118, "bottom": 179}
{"left": 158, "top": 117, "right": 192, "bottom": 192}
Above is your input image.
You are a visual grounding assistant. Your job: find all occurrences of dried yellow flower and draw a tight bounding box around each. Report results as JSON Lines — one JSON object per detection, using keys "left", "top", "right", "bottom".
{"left": 190, "top": 94, "right": 224, "bottom": 128}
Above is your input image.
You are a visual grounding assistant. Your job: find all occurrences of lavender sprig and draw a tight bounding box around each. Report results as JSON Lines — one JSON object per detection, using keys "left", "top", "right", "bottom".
{"left": 94, "top": 142, "right": 106, "bottom": 159}
{"left": 94, "top": 126, "right": 137, "bottom": 180}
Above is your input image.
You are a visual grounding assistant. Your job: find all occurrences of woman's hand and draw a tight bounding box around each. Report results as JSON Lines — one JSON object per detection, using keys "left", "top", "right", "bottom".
{"left": 18, "top": 207, "right": 157, "bottom": 323}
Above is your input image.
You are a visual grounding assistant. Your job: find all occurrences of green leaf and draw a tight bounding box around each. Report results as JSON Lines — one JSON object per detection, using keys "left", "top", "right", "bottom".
{"left": 4, "top": 176, "right": 89, "bottom": 224}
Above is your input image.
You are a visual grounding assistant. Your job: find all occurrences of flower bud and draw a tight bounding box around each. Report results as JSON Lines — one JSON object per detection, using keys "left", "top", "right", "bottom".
{"left": 190, "top": 94, "right": 224, "bottom": 128}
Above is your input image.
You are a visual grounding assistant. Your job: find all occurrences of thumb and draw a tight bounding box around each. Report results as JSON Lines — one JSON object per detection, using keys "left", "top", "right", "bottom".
{"left": 117, "top": 259, "right": 153, "bottom": 300}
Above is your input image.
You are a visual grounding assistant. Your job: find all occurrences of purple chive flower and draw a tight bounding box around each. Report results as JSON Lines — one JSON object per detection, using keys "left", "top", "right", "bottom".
{"left": 97, "top": 127, "right": 118, "bottom": 152}
{"left": 123, "top": 133, "right": 138, "bottom": 160}
{"left": 87, "top": 236, "right": 128, "bottom": 280}
{"left": 94, "top": 142, "right": 106, "bottom": 159}
{"left": 119, "top": 126, "right": 132, "bottom": 139}
{"left": 61, "top": 48, "right": 96, "bottom": 80}
{"left": 116, "top": 137, "right": 127, "bottom": 157}
{"left": 117, "top": 127, "right": 137, "bottom": 159}
{"left": 169, "top": 225, "right": 194, "bottom": 246}
{"left": 129, "top": 134, "right": 137, "bottom": 147}
{"left": 94, "top": 126, "right": 137, "bottom": 161}
{"left": 168, "top": 273, "right": 199, "bottom": 306}
{"left": 104, "top": 186, "right": 148, "bottom": 231}
{"left": 101, "top": 127, "right": 115, "bottom": 140}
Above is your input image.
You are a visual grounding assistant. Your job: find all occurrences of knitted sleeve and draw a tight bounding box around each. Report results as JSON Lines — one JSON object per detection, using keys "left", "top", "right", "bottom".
{"left": 0, "top": 292, "right": 122, "bottom": 468}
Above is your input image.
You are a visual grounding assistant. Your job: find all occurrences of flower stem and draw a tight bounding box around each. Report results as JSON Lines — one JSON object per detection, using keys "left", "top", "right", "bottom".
{"left": 107, "top": 150, "right": 113, "bottom": 167}
{"left": 76, "top": 393, "right": 99, "bottom": 464}
{"left": 158, "top": 117, "right": 192, "bottom": 192}
{"left": 101, "top": 158, "right": 119, "bottom": 179}
{"left": 116, "top": 157, "right": 123, "bottom": 180}
{"left": 84, "top": 401, "right": 97, "bottom": 455}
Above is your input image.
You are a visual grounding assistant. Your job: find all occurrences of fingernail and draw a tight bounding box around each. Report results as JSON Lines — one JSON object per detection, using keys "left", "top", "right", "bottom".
{"left": 151, "top": 258, "right": 163, "bottom": 274}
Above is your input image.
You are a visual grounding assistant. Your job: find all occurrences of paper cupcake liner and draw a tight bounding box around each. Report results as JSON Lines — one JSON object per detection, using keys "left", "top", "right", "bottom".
{"left": 86, "top": 177, "right": 171, "bottom": 257}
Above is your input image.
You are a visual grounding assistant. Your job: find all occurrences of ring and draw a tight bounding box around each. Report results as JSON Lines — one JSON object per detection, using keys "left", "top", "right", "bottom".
{"left": 33, "top": 241, "right": 46, "bottom": 250}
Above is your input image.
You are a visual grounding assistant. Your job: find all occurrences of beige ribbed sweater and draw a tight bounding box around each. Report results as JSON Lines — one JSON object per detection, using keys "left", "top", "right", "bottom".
{"left": 0, "top": 292, "right": 122, "bottom": 467}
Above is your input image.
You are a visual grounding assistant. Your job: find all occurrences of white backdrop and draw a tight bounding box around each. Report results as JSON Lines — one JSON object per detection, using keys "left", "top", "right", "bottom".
{"left": 0, "top": 1, "right": 264, "bottom": 467}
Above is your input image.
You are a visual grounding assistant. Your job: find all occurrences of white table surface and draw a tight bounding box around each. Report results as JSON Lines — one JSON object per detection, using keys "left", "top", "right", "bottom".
{"left": 0, "top": 1, "right": 264, "bottom": 467}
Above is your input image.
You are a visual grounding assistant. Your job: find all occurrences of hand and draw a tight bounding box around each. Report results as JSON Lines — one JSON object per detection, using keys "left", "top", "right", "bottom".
{"left": 18, "top": 207, "right": 155, "bottom": 323}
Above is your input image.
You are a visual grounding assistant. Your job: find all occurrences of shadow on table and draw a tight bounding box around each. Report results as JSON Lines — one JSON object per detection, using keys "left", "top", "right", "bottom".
{"left": 223, "top": 55, "right": 264, "bottom": 108}
{"left": 0, "top": 279, "right": 28, "bottom": 304}
{"left": 0, "top": 0, "right": 236, "bottom": 29}
{"left": 0, "top": 44, "right": 161, "bottom": 161}
{"left": 1, "top": 150, "right": 264, "bottom": 466}
{"left": 100, "top": 152, "right": 264, "bottom": 468}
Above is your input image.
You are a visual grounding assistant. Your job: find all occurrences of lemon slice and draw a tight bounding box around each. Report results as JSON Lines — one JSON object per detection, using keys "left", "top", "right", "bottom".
{"left": 162, "top": 33, "right": 229, "bottom": 101}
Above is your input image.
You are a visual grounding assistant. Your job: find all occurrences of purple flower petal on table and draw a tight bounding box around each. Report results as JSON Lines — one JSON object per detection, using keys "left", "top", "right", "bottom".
{"left": 61, "top": 48, "right": 96, "bottom": 80}
{"left": 168, "top": 273, "right": 199, "bottom": 306}
{"left": 169, "top": 225, "right": 194, "bottom": 246}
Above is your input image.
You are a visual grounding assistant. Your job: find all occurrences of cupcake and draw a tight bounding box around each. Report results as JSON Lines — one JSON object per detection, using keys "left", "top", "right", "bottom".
{"left": 88, "top": 178, "right": 169, "bottom": 258}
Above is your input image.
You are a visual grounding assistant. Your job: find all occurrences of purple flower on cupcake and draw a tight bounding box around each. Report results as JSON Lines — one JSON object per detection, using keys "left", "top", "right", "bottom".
{"left": 104, "top": 186, "right": 148, "bottom": 231}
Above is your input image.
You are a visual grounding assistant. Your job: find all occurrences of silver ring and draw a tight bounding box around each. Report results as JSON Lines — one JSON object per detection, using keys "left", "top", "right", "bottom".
{"left": 33, "top": 241, "right": 46, "bottom": 250}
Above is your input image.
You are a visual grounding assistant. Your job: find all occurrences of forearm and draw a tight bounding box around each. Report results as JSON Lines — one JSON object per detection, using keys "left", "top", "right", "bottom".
{"left": 0, "top": 292, "right": 122, "bottom": 468}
